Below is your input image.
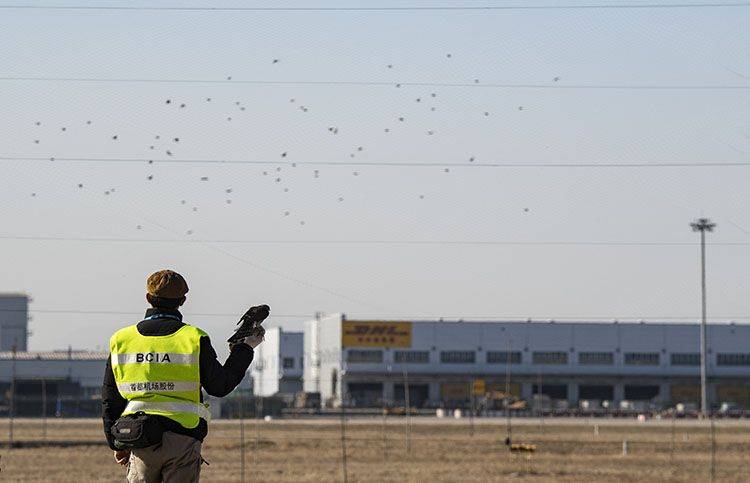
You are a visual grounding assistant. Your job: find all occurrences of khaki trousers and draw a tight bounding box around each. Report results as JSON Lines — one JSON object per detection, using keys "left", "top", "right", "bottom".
{"left": 126, "top": 431, "right": 202, "bottom": 483}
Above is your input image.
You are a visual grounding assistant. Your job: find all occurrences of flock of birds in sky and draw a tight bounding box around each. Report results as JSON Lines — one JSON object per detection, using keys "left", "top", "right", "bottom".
{"left": 24, "top": 55, "right": 540, "bottom": 233}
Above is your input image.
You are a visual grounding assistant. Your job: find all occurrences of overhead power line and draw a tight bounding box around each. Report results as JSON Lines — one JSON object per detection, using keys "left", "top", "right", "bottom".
{"left": 7, "top": 307, "right": 750, "bottom": 321}
{"left": 1, "top": 76, "right": 748, "bottom": 90}
{"left": 0, "top": 3, "right": 749, "bottom": 12}
{"left": 3, "top": 156, "right": 749, "bottom": 168}
{"left": 1, "top": 235, "right": 749, "bottom": 246}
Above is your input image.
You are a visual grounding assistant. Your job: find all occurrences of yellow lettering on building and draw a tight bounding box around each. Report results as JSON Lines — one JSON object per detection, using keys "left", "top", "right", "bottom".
{"left": 342, "top": 321, "right": 412, "bottom": 348}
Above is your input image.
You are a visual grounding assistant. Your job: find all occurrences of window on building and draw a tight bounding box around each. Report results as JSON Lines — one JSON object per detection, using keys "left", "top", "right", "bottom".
{"left": 532, "top": 351, "right": 568, "bottom": 365}
{"left": 670, "top": 353, "right": 700, "bottom": 366}
{"left": 346, "top": 350, "right": 383, "bottom": 363}
{"left": 578, "top": 352, "right": 614, "bottom": 365}
{"left": 440, "top": 351, "right": 476, "bottom": 364}
{"left": 394, "top": 350, "right": 430, "bottom": 363}
{"left": 624, "top": 352, "right": 660, "bottom": 365}
{"left": 486, "top": 351, "right": 522, "bottom": 364}
{"left": 717, "top": 353, "right": 750, "bottom": 366}
{"left": 282, "top": 357, "right": 295, "bottom": 369}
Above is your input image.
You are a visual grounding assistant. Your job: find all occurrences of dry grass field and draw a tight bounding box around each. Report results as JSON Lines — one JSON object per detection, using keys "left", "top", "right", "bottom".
{"left": 0, "top": 417, "right": 749, "bottom": 482}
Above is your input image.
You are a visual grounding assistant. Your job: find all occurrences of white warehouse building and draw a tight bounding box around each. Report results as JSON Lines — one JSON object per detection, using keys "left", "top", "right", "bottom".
{"left": 251, "top": 327, "right": 304, "bottom": 397}
{"left": 304, "top": 313, "right": 750, "bottom": 409}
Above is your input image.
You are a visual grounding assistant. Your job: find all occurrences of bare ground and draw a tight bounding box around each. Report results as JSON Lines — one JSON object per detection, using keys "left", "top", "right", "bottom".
{"left": 0, "top": 417, "right": 748, "bottom": 482}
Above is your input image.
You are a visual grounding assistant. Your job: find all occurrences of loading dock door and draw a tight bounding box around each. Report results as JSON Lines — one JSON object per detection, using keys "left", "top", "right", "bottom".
{"left": 395, "top": 383, "right": 429, "bottom": 407}
{"left": 624, "top": 385, "right": 660, "bottom": 400}
{"left": 717, "top": 386, "right": 750, "bottom": 408}
{"left": 441, "top": 382, "right": 470, "bottom": 402}
{"left": 532, "top": 384, "right": 567, "bottom": 400}
{"left": 347, "top": 383, "right": 383, "bottom": 407}
{"left": 671, "top": 385, "right": 700, "bottom": 404}
{"left": 579, "top": 385, "right": 614, "bottom": 401}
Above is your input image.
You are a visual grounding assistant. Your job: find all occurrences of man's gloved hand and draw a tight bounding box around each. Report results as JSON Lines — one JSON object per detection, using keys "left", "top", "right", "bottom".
{"left": 239, "top": 327, "right": 265, "bottom": 349}
{"left": 230, "top": 327, "right": 265, "bottom": 350}
{"left": 229, "top": 304, "right": 270, "bottom": 348}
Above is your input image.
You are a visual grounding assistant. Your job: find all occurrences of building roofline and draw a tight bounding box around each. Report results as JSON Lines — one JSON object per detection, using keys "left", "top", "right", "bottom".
{"left": 0, "top": 351, "right": 108, "bottom": 361}
{"left": 341, "top": 319, "right": 747, "bottom": 327}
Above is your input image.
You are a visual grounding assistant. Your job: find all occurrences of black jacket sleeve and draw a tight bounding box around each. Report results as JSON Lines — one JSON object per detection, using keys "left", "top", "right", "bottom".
{"left": 199, "top": 336, "right": 254, "bottom": 397}
{"left": 101, "top": 355, "right": 127, "bottom": 450}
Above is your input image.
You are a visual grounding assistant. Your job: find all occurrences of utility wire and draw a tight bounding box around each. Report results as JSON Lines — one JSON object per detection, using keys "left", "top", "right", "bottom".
{"left": 3, "top": 156, "right": 749, "bottom": 168}
{"left": 1, "top": 235, "right": 750, "bottom": 246}
{"left": 1, "top": 77, "right": 748, "bottom": 90}
{"left": 0, "top": 3, "right": 749, "bottom": 12}
{"left": 8, "top": 307, "right": 750, "bottom": 321}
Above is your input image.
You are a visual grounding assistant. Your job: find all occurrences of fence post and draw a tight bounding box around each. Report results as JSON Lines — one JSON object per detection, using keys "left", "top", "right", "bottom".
{"left": 239, "top": 392, "right": 245, "bottom": 482}
{"left": 469, "top": 380, "right": 475, "bottom": 437}
{"left": 254, "top": 395, "right": 262, "bottom": 469}
{"left": 8, "top": 344, "right": 16, "bottom": 449}
{"left": 382, "top": 404, "right": 388, "bottom": 461}
{"left": 709, "top": 415, "right": 716, "bottom": 483}
{"left": 403, "top": 369, "right": 411, "bottom": 454}
{"left": 622, "top": 440, "right": 628, "bottom": 456}
{"left": 669, "top": 416, "right": 675, "bottom": 472}
{"left": 340, "top": 396, "right": 349, "bottom": 483}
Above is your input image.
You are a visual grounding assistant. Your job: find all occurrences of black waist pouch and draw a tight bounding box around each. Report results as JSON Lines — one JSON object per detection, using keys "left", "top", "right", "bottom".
{"left": 111, "top": 411, "right": 165, "bottom": 449}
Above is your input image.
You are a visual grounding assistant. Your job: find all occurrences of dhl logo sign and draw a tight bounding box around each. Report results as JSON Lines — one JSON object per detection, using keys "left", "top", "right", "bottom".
{"left": 342, "top": 321, "right": 412, "bottom": 348}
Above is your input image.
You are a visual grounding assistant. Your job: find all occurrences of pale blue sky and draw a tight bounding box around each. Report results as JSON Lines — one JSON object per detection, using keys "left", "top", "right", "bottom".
{"left": 0, "top": 1, "right": 749, "bottom": 356}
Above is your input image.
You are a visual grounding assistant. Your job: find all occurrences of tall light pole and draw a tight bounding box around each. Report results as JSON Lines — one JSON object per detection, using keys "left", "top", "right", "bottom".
{"left": 691, "top": 217, "right": 715, "bottom": 417}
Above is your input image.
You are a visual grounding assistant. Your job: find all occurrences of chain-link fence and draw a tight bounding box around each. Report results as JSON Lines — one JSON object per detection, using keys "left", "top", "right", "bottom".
{"left": 2, "top": 409, "right": 749, "bottom": 481}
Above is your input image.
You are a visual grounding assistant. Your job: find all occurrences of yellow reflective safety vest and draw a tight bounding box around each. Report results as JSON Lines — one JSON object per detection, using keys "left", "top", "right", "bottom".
{"left": 109, "top": 323, "right": 210, "bottom": 428}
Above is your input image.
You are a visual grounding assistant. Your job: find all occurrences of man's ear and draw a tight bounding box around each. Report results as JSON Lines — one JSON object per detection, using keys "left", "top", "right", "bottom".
{"left": 146, "top": 293, "right": 154, "bottom": 305}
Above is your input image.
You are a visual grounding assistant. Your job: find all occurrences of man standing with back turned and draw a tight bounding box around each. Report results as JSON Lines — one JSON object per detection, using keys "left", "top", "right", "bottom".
{"left": 102, "top": 269, "right": 267, "bottom": 482}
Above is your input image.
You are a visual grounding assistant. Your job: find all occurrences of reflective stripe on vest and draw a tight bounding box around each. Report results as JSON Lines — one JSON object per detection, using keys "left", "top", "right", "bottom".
{"left": 111, "top": 353, "right": 198, "bottom": 365}
{"left": 124, "top": 400, "right": 211, "bottom": 422}
{"left": 117, "top": 381, "right": 199, "bottom": 394}
{"left": 109, "top": 323, "right": 207, "bottom": 429}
